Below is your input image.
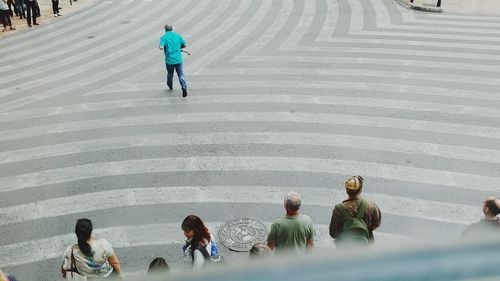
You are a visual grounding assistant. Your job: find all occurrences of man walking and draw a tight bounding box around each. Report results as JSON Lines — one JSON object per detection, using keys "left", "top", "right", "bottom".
{"left": 329, "top": 176, "right": 381, "bottom": 248}
{"left": 267, "top": 191, "right": 315, "bottom": 254}
{"left": 461, "top": 196, "right": 500, "bottom": 241}
{"left": 159, "top": 24, "right": 189, "bottom": 97}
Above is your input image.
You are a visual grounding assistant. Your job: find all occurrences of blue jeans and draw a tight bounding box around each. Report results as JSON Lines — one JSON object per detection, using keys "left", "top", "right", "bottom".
{"left": 166, "top": 63, "right": 187, "bottom": 89}
{"left": 16, "top": 0, "right": 26, "bottom": 18}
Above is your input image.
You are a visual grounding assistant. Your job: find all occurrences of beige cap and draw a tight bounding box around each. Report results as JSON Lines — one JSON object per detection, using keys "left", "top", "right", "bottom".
{"left": 345, "top": 176, "right": 363, "bottom": 192}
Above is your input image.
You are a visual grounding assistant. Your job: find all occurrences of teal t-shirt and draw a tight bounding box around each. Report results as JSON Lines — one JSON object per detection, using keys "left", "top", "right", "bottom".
{"left": 267, "top": 214, "right": 315, "bottom": 253}
{"left": 159, "top": 31, "right": 186, "bottom": 65}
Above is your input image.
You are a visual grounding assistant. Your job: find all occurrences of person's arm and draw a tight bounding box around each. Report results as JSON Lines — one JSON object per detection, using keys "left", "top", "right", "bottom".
{"left": 369, "top": 203, "right": 382, "bottom": 231}
{"left": 306, "top": 219, "right": 315, "bottom": 252}
{"left": 329, "top": 208, "right": 340, "bottom": 239}
{"left": 108, "top": 252, "right": 122, "bottom": 276}
{"left": 159, "top": 37, "right": 165, "bottom": 51}
{"left": 267, "top": 222, "right": 277, "bottom": 251}
{"left": 306, "top": 239, "right": 314, "bottom": 249}
{"left": 180, "top": 37, "right": 190, "bottom": 55}
{"left": 60, "top": 247, "right": 72, "bottom": 278}
{"left": 192, "top": 249, "right": 205, "bottom": 269}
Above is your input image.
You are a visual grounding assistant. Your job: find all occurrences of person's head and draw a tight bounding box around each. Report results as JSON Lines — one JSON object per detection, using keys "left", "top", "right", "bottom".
{"left": 164, "top": 24, "right": 173, "bottom": 32}
{"left": 345, "top": 176, "right": 363, "bottom": 197}
{"left": 75, "top": 218, "right": 93, "bottom": 257}
{"left": 181, "top": 215, "right": 211, "bottom": 246}
{"left": 147, "top": 257, "right": 169, "bottom": 275}
{"left": 483, "top": 197, "right": 500, "bottom": 218}
{"left": 284, "top": 191, "right": 301, "bottom": 213}
{"left": 249, "top": 242, "right": 272, "bottom": 258}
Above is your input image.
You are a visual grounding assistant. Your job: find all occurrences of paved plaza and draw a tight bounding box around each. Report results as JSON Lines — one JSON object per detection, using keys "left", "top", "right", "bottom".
{"left": 1, "top": 0, "right": 500, "bottom": 279}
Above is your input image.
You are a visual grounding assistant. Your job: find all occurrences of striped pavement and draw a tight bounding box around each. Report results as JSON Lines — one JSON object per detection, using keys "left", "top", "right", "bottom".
{"left": 1, "top": 0, "right": 500, "bottom": 279}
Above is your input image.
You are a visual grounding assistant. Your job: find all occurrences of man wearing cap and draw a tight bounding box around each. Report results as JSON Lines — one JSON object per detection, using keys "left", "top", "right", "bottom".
{"left": 329, "top": 176, "right": 381, "bottom": 246}
{"left": 159, "top": 24, "right": 190, "bottom": 97}
{"left": 267, "top": 191, "right": 315, "bottom": 254}
{"left": 461, "top": 196, "right": 500, "bottom": 241}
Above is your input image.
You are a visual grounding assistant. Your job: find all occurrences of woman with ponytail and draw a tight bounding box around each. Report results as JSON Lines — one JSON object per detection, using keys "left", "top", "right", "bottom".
{"left": 61, "top": 219, "right": 122, "bottom": 278}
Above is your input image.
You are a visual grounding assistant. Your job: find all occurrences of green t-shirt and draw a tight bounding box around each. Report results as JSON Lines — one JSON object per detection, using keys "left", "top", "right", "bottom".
{"left": 159, "top": 31, "right": 186, "bottom": 65}
{"left": 267, "top": 214, "right": 315, "bottom": 253}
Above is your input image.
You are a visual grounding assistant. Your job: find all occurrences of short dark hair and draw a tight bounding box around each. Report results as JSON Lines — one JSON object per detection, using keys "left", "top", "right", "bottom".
{"left": 486, "top": 199, "right": 500, "bottom": 216}
{"left": 164, "top": 24, "right": 173, "bottom": 31}
{"left": 249, "top": 242, "right": 272, "bottom": 257}
{"left": 148, "top": 257, "right": 169, "bottom": 274}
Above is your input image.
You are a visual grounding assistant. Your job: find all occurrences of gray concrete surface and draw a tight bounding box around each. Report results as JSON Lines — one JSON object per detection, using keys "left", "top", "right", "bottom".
{"left": 1, "top": 0, "right": 500, "bottom": 280}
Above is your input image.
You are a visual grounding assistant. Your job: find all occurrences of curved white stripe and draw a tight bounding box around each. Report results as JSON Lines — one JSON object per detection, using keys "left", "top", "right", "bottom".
{"left": 65, "top": 79, "right": 500, "bottom": 101}
{"left": 280, "top": 0, "right": 315, "bottom": 48}
{"left": 320, "top": 38, "right": 500, "bottom": 51}
{"left": 1, "top": 157, "right": 500, "bottom": 192}
{"left": 406, "top": 19, "right": 500, "bottom": 28}
{"left": 353, "top": 30, "right": 500, "bottom": 43}
{"left": 0, "top": 186, "right": 480, "bottom": 226}
{"left": 1, "top": 112, "right": 500, "bottom": 142}
{"left": 240, "top": 0, "right": 292, "bottom": 55}
{"left": 2, "top": 132, "right": 500, "bottom": 165}
{"left": 189, "top": 0, "right": 270, "bottom": 74}
{"left": 285, "top": 46, "right": 500, "bottom": 61}
{"left": 348, "top": 0, "right": 364, "bottom": 34}
{"left": 2, "top": 94, "right": 499, "bottom": 123}
{"left": 201, "top": 68, "right": 500, "bottom": 87}
{"left": 371, "top": 0, "right": 391, "bottom": 27}
{"left": 317, "top": 0, "right": 338, "bottom": 41}
{"left": 233, "top": 55, "right": 500, "bottom": 74}
{"left": 0, "top": 222, "right": 411, "bottom": 268}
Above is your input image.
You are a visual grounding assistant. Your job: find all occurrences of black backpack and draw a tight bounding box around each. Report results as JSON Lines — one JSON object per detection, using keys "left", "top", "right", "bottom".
{"left": 335, "top": 199, "right": 370, "bottom": 246}
{"left": 194, "top": 244, "right": 226, "bottom": 266}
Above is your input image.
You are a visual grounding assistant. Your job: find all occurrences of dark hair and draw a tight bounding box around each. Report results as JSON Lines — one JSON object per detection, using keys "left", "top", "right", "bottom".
{"left": 148, "top": 257, "right": 169, "bottom": 274}
{"left": 164, "top": 24, "right": 173, "bottom": 32}
{"left": 181, "top": 215, "right": 211, "bottom": 251}
{"left": 75, "top": 218, "right": 93, "bottom": 257}
{"left": 486, "top": 199, "right": 500, "bottom": 216}
{"left": 249, "top": 242, "right": 272, "bottom": 258}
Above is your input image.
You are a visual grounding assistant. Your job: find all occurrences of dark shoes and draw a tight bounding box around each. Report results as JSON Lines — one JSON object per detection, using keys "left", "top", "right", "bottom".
{"left": 182, "top": 88, "right": 188, "bottom": 97}
{"left": 34, "top": 23, "right": 39, "bottom": 25}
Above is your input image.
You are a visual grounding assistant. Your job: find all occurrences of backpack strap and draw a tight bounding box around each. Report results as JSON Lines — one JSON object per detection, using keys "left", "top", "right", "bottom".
{"left": 355, "top": 199, "right": 367, "bottom": 219}
{"left": 336, "top": 199, "right": 367, "bottom": 220}
{"left": 335, "top": 203, "right": 352, "bottom": 221}
{"left": 194, "top": 244, "right": 211, "bottom": 260}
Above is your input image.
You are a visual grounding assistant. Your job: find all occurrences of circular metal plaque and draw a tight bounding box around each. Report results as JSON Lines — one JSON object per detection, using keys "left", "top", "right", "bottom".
{"left": 218, "top": 218, "right": 268, "bottom": 252}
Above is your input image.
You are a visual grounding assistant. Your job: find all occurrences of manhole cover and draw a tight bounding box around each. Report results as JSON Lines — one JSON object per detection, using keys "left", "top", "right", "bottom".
{"left": 218, "top": 218, "right": 267, "bottom": 252}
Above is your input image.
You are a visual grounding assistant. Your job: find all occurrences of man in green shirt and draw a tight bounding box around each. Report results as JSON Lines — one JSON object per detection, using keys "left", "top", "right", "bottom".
{"left": 267, "top": 191, "right": 315, "bottom": 254}
{"left": 159, "top": 24, "right": 190, "bottom": 97}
